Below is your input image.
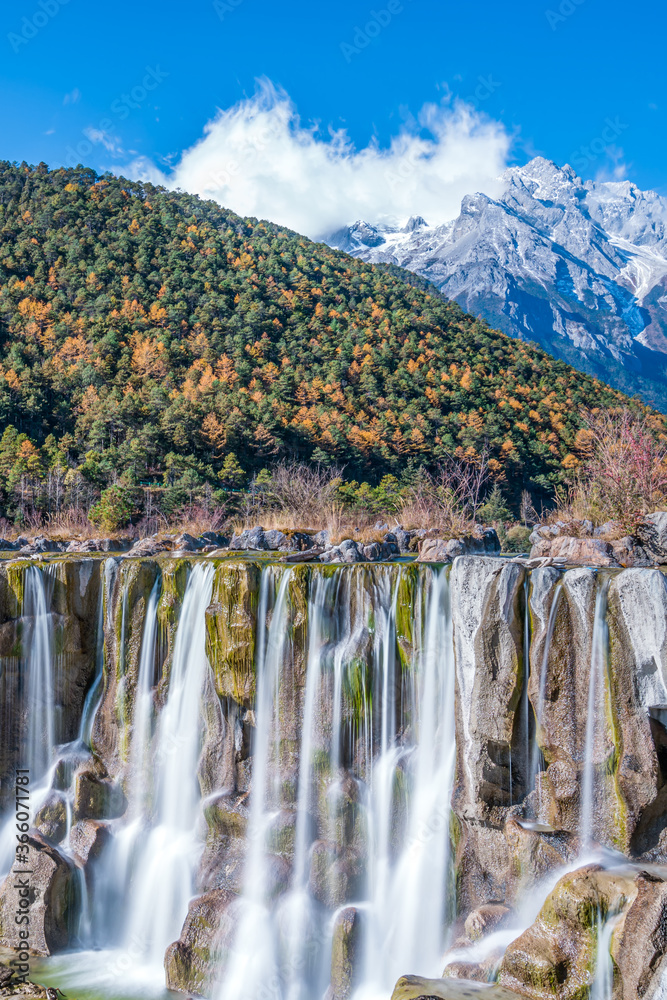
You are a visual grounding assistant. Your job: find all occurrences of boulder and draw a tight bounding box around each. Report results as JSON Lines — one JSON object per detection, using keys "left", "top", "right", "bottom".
{"left": 362, "top": 542, "right": 395, "bottom": 561}
{"left": 199, "top": 531, "right": 230, "bottom": 548}
{"left": 19, "top": 537, "right": 65, "bottom": 555}
{"left": 172, "top": 532, "right": 205, "bottom": 552}
{"left": 66, "top": 538, "right": 133, "bottom": 553}
{"left": 497, "top": 865, "right": 639, "bottom": 1000}
{"left": 73, "top": 770, "right": 127, "bottom": 822}
{"left": 0, "top": 832, "right": 77, "bottom": 954}
{"left": 127, "top": 536, "right": 172, "bottom": 557}
{"left": 164, "top": 889, "right": 238, "bottom": 995}
{"left": 636, "top": 512, "right": 667, "bottom": 563}
{"left": 530, "top": 535, "right": 620, "bottom": 566}
{"left": 68, "top": 820, "right": 112, "bottom": 865}
{"left": 0, "top": 538, "right": 18, "bottom": 551}
{"left": 609, "top": 536, "right": 652, "bottom": 567}
{"left": 321, "top": 539, "right": 365, "bottom": 564}
{"left": 418, "top": 530, "right": 500, "bottom": 563}
{"left": 391, "top": 975, "right": 520, "bottom": 1000}
{"left": 464, "top": 903, "right": 511, "bottom": 942}
{"left": 330, "top": 906, "right": 364, "bottom": 1000}
{"left": 228, "top": 526, "right": 268, "bottom": 551}
{"left": 34, "top": 792, "right": 68, "bottom": 844}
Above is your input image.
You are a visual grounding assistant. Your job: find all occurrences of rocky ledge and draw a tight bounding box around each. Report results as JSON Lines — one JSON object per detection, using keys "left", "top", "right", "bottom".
{"left": 529, "top": 511, "right": 667, "bottom": 568}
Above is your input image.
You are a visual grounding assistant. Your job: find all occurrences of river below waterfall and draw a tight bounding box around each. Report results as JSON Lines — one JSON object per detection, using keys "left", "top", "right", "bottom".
{"left": 3, "top": 554, "right": 667, "bottom": 999}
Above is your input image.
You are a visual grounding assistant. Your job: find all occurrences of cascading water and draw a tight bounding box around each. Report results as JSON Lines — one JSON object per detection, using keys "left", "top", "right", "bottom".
{"left": 0, "top": 563, "right": 56, "bottom": 875}
{"left": 580, "top": 574, "right": 611, "bottom": 849}
{"left": 357, "top": 566, "right": 455, "bottom": 998}
{"left": 122, "top": 561, "right": 214, "bottom": 967}
{"left": 216, "top": 563, "right": 456, "bottom": 1000}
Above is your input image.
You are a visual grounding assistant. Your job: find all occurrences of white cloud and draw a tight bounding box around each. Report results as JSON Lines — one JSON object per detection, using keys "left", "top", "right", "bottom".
{"left": 125, "top": 80, "right": 511, "bottom": 239}
{"left": 84, "top": 127, "right": 124, "bottom": 155}
{"left": 63, "top": 88, "right": 81, "bottom": 105}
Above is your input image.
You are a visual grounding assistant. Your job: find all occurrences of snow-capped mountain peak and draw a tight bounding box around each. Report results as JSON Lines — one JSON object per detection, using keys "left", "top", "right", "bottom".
{"left": 327, "top": 157, "right": 667, "bottom": 410}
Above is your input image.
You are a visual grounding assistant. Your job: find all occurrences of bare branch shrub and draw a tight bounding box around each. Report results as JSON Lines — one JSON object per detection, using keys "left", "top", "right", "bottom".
{"left": 248, "top": 461, "right": 346, "bottom": 527}
{"left": 399, "top": 455, "right": 490, "bottom": 533}
{"left": 557, "top": 409, "right": 667, "bottom": 529}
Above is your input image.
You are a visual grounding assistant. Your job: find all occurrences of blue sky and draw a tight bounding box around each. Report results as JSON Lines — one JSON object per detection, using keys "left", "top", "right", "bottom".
{"left": 0, "top": 0, "right": 664, "bottom": 232}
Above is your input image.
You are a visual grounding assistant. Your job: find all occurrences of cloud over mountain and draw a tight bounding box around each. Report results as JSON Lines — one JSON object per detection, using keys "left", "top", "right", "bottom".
{"left": 128, "top": 80, "right": 511, "bottom": 239}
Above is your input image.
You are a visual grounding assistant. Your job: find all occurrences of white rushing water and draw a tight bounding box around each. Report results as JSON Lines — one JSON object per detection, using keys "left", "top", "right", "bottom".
{"left": 123, "top": 561, "right": 214, "bottom": 966}
{"left": 0, "top": 563, "right": 57, "bottom": 876}
{"left": 214, "top": 563, "right": 456, "bottom": 1000}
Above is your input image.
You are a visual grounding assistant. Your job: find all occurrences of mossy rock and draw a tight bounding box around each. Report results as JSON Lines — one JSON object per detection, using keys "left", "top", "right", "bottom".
{"left": 205, "top": 561, "right": 261, "bottom": 705}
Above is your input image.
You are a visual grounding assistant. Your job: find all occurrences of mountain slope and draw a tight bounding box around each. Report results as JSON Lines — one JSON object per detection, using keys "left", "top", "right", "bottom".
{"left": 328, "top": 157, "right": 667, "bottom": 411}
{"left": 0, "top": 161, "right": 655, "bottom": 506}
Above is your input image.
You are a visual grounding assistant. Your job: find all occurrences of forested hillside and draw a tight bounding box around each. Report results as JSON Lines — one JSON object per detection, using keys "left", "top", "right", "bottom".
{"left": 0, "top": 160, "right": 658, "bottom": 522}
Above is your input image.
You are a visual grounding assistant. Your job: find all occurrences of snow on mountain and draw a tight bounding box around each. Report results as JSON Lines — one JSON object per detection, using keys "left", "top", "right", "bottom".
{"left": 327, "top": 157, "right": 667, "bottom": 410}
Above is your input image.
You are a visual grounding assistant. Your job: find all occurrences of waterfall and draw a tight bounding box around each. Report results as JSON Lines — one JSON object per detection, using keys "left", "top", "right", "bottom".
{"left": 591, "top": 909, "right": 619, "bottom": 1000}
{"left": 357, "top": 566, "right": 455, "bottom": 997}
{"left": 128, "top": 575, "right": 161, "bottom": 817}
{"left": 122, "top": 561, "right": 214, "bottom": 966}
{"left": 0, "top": 563, "right": 56, "bottom": 876}
{"left": 580, "top": 575, "right": 611, "bottom": 849}
{"left": 215, "top": 567, "right": 293, "bottom": 1000}
{"left": 24, "top": 564, "right": 56, "bottom": 784}
{"left": 215, "top": 564, "right": 456, "bottom": 1000}
{"left": 78, "top": 558, "right": 115, "bottom": 748}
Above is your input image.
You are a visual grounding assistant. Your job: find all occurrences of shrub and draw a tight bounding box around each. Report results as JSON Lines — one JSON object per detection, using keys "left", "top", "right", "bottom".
{"left": 504, "top": 524, "right": 532, "bottom": 552}
{"left": 88, "top": 485, "right": 135, "bottom": 532}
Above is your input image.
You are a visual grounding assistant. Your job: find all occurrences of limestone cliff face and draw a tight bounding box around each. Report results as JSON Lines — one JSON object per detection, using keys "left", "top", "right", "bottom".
{"left": 2, "top": 554, "right": 667, "bottom": 998}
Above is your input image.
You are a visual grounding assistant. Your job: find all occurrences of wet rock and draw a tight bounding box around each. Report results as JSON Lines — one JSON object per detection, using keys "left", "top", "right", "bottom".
{"left": 203, "top": 792, "right": 248, "bottom": 840}
{"left": 309, "top": 841, "right": 365, "bottom": 909}
{"left": 636, "top": 511, "right": 667, "bottom": 563}
{"left": 68, "top": 820, "right": 111, "bottom": 865}
{"left": 464, "top": 903, "right": 511, "bottom": 942}
{"left": 497, "top": 865, "right": 637, "bottom": 1000}
{"left": 164, "top": 888, "right": 237, "bottom": 995}
{"left": 72, "top": 770, "right": 127, "bottom": 821}
{"left": 451, "top": 557, "right": 526, "bottom": 823}
{"left": 329, "top": 906, "right": 364, "bottom": 1000}
{"left": 612, "top": 871, "right": 667, "bottom": 999}
{"left": 34, "top": 792, "right": 68, "bottom": 844}
{"left": 0, "top": 832, "right": 77, "bottom": 954}
{"left": 205, "top": 562, "right": 261, "bottom": 705}
{"left": 0, "top": 538, "right": 18, "bottom": 551}
{"left": 418, "top": 530, "right": 500, "bottom": 563}
{"left": 391, "top": 974, "right": 520, "bottom": 1000}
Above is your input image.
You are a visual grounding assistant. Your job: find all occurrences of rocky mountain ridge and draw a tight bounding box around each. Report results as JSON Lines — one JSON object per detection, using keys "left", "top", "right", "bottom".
{"left": 328, "top": 157, "right": 667, "bottom": 410}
